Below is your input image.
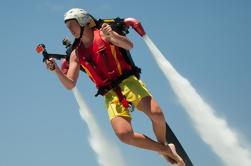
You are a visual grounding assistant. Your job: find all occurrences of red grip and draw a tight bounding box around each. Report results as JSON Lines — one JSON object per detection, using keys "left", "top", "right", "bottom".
{"left": 36, "top": 44, "right": 44, "bottom": 54}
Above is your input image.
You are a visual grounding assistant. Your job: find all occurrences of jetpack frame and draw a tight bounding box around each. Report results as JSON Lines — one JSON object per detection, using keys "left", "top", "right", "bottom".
{"left": 36, "top": 16, "right": 145, "bottom": 75}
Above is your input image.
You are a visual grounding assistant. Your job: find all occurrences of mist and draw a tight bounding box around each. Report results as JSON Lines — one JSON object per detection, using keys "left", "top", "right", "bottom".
{"left": 143, "top": 35, "right": 251, "bottom": 166}
{"left": 72, "top": 87, "right": 126, "bottom": 166}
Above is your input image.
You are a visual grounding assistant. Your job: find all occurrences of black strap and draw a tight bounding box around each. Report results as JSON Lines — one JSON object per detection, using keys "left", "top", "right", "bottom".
{"left": 78, "top": 26, "right": 85, "bottom": 40}
{"left": 95, "top": 70, "right": 136, "bottom": 97}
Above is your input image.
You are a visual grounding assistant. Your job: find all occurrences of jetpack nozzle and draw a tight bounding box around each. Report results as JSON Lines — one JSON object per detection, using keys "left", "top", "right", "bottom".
{"left": 124, "top": 18, "right": 146, "bottom": 37}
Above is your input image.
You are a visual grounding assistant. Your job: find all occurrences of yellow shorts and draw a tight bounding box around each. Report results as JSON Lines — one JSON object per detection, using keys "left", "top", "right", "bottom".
{"left": 104, "top": 76, "right": 151, "bottom": 121}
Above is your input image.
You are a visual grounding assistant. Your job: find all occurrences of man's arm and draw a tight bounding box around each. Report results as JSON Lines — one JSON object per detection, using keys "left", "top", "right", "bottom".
{"left": 100, "top": 23, "right": 133, "bottom": 50}
{"left": 46, "top": 50, "right": 80, "bottom": 90}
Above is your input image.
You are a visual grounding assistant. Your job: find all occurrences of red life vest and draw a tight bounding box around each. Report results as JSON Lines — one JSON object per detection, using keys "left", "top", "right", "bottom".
{"left": 76, "top": 29, "right": 132, "bottom": 88}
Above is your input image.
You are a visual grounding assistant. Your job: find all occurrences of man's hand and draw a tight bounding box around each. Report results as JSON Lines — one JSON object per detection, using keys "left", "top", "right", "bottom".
{"left": 100, "top": 23, "right": 133, "bottom": 50}
{"left": 100, "top": 23, "right": 113, "bottom": 36}
{"left": 45, "top": 58, "right": 58, "bottom": 72}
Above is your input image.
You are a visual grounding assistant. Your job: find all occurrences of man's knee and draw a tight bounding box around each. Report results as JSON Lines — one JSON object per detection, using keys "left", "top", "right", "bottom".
{"left": 150, "top": 106, "right": 165, "bottom": 123}
{"left": 115, "top": 130, "right": 134, "bottom": 144}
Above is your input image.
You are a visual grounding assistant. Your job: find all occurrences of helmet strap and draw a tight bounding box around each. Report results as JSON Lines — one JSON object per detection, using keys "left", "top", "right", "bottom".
{"left": 78, "top": 26, "right": 85, "bottom": 40}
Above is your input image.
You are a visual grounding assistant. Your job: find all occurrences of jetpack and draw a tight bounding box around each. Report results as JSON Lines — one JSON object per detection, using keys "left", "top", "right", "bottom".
{"left": 35, "top": 16, "right": 193, "bottom": 166}
{"left": 36, "top": 17, "right": 145, "bottom": 76}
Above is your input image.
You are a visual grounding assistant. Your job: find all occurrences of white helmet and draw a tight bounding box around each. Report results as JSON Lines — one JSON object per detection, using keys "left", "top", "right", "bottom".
{"left": 64, "top": 8, "right": 90, "bottom": 27}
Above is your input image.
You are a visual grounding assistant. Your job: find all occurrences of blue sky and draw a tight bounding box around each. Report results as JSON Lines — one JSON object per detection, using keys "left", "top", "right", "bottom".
{"left": 0, "top": 0, "right": 251, "bottom": 166}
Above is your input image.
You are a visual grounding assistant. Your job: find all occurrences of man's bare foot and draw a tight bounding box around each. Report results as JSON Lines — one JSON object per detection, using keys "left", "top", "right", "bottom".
{"left": 168, "top": 143, "right": 185, "bottom": 166}
{"left": 162, "top": 154, "right": 177, "bottom": 164}
{"left": 159, "top": 143, "right": 185, "bottom": 166}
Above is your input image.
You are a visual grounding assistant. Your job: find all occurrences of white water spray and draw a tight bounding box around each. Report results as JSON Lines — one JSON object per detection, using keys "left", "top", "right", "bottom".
{"left": 72, "top": 87, "right": 126, "bottom": 166}
{"left": 143, "top": 35, "right": 251, "bottom": 166}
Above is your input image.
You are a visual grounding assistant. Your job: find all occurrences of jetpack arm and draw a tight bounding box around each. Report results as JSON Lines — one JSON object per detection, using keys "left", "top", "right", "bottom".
{"left": 94, "top": 17, "right": 130, "bottom": 35}
{"left": 91, "top": 16, "right": 146, "bottom": 37}
{"left": 35, "top": 44, "right": 68, "bottom": 62}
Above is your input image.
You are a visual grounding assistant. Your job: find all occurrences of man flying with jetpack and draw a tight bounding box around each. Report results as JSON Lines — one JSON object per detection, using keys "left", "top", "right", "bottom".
{"left": 43, "top": 8, "right": 185, "bottom": 166}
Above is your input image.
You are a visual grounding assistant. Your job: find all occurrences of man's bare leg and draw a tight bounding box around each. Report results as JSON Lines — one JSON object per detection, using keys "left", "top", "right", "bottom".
{"left": 137, "top": 96, "right": 185, "bottom": 165}
{"left": 111, "top": 116, "right": 184, "bottom": 165}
